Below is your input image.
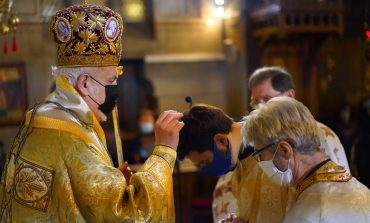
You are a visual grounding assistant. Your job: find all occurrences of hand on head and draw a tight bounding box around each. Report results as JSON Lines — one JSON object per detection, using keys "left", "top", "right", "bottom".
{"left": 154, "top": 110, "right": 184, "bottom": 150}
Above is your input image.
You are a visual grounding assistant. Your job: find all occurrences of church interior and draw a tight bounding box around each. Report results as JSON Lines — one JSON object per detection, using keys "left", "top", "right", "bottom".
{"left": 0, "top": 0, "right": 369, "bottom": 222}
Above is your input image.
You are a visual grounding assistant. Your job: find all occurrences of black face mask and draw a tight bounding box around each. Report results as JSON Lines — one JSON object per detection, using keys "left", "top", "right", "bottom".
{"left": 88, "top": 75, "right": 119, "bottom": 116}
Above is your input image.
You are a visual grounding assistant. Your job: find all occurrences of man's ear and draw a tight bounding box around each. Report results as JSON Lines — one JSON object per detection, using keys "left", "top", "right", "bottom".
{"left": 277, "top": 140, "right": 294, "bottom": 160}
{"left": 213, "top": 133, "right": 229, "bottom": 152}
{"left": 76, "top": 74, "right": 89, "bottom": 96}
{"left": 285, "top": 89, "right": 295, "bottom": 98}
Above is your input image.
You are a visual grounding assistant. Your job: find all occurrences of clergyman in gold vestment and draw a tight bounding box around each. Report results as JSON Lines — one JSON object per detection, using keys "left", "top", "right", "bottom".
{"left": 0, "top": 3, "right": 184, "bottom": 222}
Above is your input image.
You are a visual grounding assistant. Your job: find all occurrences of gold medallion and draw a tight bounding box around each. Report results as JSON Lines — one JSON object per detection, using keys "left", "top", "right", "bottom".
{"left": 104, "top": 17, "right": 120, "bottom": 42}
{"left": 55, "top": 17, "right": 72, "bottom": 43}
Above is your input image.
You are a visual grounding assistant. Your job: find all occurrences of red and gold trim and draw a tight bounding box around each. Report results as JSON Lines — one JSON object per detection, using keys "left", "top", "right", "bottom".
{"left": 296, "top": 160, "right": 352, "bottom": 197}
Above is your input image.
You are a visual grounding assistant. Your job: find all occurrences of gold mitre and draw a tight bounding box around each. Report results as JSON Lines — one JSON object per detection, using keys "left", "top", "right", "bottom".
{"left": 49, "top": 3, "right": 123, "bottom": 67}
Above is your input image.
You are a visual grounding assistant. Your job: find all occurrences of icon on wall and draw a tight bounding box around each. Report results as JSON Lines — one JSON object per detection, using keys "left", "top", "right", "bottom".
{"left": 0, "top": 63, "right": 27, "bottom": 125}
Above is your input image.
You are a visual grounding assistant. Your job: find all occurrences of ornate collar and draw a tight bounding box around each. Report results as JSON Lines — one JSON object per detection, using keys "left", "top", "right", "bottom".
{"left": 296, "top": 160, "right": 352, "bottom": 197}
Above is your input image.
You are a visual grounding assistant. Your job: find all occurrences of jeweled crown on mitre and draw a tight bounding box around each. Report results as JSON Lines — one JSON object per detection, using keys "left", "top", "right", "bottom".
{"left": 49, "top": 3, "right": 123, "bottom": 67}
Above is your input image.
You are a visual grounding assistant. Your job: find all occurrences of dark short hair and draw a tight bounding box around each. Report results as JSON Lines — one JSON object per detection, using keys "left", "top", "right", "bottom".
{"left": 177, "top": 104, "right": 233, "bottom": 160}
{"left": 248, "top": 66, "right": 295, "bottom": 93}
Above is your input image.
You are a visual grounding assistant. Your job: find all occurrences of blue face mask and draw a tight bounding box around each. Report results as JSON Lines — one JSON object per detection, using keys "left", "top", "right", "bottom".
{"left": 201, "top": 143, "right": 232, "bottom": 176}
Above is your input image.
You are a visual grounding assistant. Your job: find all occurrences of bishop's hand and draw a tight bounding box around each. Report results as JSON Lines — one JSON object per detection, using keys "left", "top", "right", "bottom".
{"left": 118, "top": 161, "right": 132, "bottom": 184}
{"left": 154, "top": 110, "right": 184, "bottom": 150}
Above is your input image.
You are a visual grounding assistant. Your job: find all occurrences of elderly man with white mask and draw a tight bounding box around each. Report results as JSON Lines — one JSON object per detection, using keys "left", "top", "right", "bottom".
{"left": 212, "top": 66, "right": 350, "bottom": 222}
{"left": 244, "top": 96, "right": 370, "bottom": 223}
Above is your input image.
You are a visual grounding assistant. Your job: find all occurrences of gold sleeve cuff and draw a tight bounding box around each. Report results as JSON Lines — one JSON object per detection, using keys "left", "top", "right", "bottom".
{"left": 152, "top": 145, "right": 177, "bottom": 169}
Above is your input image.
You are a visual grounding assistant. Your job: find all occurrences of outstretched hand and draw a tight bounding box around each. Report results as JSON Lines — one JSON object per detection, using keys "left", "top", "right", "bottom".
{"left": 154, "top": 110, "right": 184, "bottom": 150}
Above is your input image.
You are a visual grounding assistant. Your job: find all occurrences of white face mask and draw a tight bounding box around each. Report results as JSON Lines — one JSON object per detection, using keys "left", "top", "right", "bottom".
{"left": 258, "top": 157, "right": 293, "bottom": 186}
{"left": 140, "top": 122, "right": 154, "bottom": 134}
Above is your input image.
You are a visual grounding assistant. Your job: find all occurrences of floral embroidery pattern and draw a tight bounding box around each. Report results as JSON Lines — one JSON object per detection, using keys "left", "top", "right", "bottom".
{"left": 217, "top": 201, "right": 230, "bottom": 216}
{"left": 70, "top": 12, "right": 87, "bottom": 31}
{"left": 78, "top": 30, "right": 98, "bottom": 46}
{"left": 320, "top": 126, "right": 335, "bottom": 138}
{"left": 49, "top": 5, "right": 123, "bottom": 67}
{"left": 261, "top": 187, "right": 278, "bottom": 208}
{"left": 12, "top": 158, "right": 54, "bottom": 212}
{"left": 87, "top": 13, "right": 106, "bottom": 31}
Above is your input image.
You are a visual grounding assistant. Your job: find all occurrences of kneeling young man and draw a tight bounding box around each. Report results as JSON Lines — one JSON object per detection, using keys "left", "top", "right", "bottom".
{"left": 178, "top": 104, "right": 293, "bottom": 223}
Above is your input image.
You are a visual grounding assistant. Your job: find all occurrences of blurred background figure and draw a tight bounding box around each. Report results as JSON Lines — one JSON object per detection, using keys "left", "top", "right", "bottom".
{"left": 354, "top": 96, "right": 370, "bottom": 188}
{"left": 138, "top": 108, "right": 156, "bottom": 159}
{"left": 108, "top": 108, "right": 157, "bottom": 166}
{"left": 330, "top": 102, "right": 358, "bottom": 162}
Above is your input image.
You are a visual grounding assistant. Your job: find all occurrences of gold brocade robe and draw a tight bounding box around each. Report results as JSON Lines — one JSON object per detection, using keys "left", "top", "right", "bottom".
{"left": 284, "top": 161, "right": 370, "bottom": 223}
{"left": 231, "top": 156, "right": 295, "bottom": 223}
{"left": 212, "top": 122, "right": 348, "bottom": 223}
{"left": 0, "top": 76, "right": 176, "bottom": 222}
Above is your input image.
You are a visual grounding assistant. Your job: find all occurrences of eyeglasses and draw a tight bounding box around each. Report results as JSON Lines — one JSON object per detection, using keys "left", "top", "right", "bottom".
{"left": 249, "top": 100, "right": 263, "bottom": 110}
{"left": 249, "top": 93, "right": 284, "bottom": 109}
{"left": 251, "top": 142, "right": 275, "bottom": 161}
